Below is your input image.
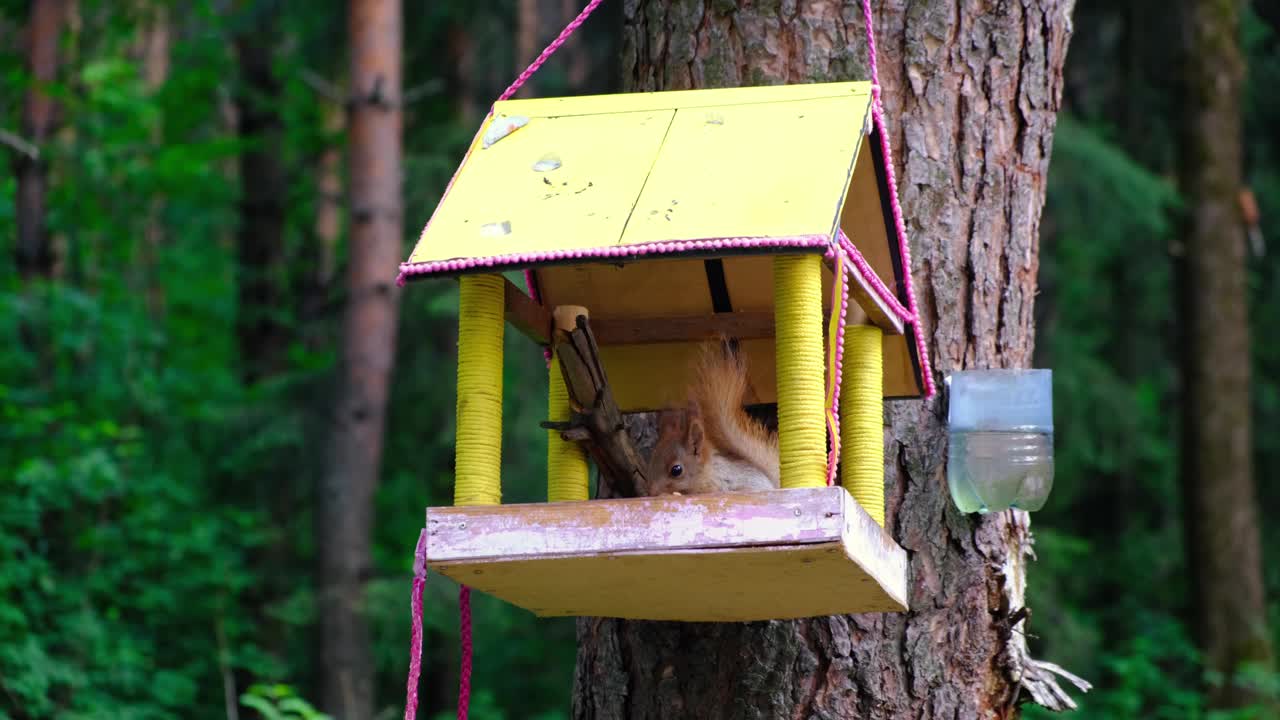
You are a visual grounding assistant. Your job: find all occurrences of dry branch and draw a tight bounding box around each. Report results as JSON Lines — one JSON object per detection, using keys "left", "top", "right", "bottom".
{"left": 544, "top": 313, "right": 647, "bottom": 498}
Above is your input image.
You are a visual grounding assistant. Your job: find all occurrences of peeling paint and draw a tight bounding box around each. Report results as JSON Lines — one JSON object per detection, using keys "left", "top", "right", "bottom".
{"left": 532, "top": 153, "right": 561, "bottom": 172}
{"left": 482, "top": 114, "right": 528, "bottom": 148}
{"left": 480, "top": 220, "right": 512, "bottom": 237}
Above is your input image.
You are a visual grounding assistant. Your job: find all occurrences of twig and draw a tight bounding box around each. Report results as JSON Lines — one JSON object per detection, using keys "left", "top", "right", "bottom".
{"left": 301, "top": 69, "right": 443, "bottom": 108}
{"left": 401, "top": 78, "right": 444, "bottom": 104}
{"left": 550, "top": 314, "right": 648, "bottom": 497}
{"left": 300, "top": 68, "right": 345, "bottom": 105}
{"left": 215, "top": 615, "right": 240, "bottom": 720}
{"left": 0, "top": 128, "right": 39, "bottom": 160}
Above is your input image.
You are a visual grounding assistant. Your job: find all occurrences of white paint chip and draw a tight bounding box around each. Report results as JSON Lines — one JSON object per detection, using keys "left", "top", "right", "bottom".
{"left": 532, "top": 153, "right": 562, "bottom": 172}
{"left": 480, "top": 221, "right": 512, "bottom": 237}
{"left": 483, "top": 115, "right": 529, "bottom": 148}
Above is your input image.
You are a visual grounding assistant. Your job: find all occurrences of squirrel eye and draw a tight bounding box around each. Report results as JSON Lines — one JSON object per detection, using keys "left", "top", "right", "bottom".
{"left": 669, "top": 464, "right": 683, "bottom": 478}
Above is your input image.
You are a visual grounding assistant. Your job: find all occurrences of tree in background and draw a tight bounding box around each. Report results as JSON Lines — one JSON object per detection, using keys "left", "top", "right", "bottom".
{"left": 137, "top": 0, "right": 169, "bottom": 317}
{"left": 573, "top": 1, "right": 1079, "bottom": 717}
{"left": 317, "top": 0, "right": 403, "bottom": 716}
{"left": 13, "top": 0, "right": 65, "bottom": 280}
{"left": 233, "top": 2, "right": 290, "bottom": 383}
{"left": 1177, "top": 0, "right": 1275, "bottom": 709}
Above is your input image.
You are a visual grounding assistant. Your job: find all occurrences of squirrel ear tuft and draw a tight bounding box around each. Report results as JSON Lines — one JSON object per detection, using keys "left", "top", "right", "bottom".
{"left": 657, "top": 408, "right": 682, "bottom": 435}
{"left": 687, "top": 406, "right": 705, "bottom": 457}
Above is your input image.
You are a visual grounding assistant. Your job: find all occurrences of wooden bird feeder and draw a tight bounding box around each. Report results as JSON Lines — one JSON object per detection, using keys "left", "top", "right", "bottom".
{"left": 399, "top": 81, "right": 932, "bottom": 622}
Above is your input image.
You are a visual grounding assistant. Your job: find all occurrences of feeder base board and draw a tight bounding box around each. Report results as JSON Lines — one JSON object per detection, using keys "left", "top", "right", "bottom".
{"left": 424, "top": 486, "right": 908, "bottom": 622}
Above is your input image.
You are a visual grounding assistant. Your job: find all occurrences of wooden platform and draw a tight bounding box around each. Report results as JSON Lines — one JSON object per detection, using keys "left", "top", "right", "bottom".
{"left": 424, "top": 486, "right": 909, "bottom": 622}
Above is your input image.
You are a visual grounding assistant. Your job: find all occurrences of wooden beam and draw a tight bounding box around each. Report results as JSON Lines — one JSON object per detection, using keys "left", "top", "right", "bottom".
{"left": 846, "top": 268, "right": 905, "bottom": 336}
{"left": 590, "top": 312, "right": 774, "bottom": 344}
{"left": 504, "top": 299, "right": 901, "bottom": 348}
{"left": 504, "top": 278, "right": 552, "bottom": 344}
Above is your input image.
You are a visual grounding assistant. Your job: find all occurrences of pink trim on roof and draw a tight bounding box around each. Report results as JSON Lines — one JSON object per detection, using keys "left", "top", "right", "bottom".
{"left": 396, "top": 234, "right": 833, "bottom": 286}
{"left": 860, "top": 0, "right": 935, "bottom": 397}
{"left": 837, "top": 230, "right": 912, "bottom": 322}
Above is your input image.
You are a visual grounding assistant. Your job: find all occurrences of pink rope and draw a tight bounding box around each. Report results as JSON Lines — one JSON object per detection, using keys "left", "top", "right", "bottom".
{"left": 399, "top": 22, "right": 939, "bottom": 718}
{"left": 837, "top": 230, "right": 912, "bottom": 321}
{"left": 402, "top": 529, "right": 428, "bottom": 720}
{"left": 498, "top": 0, "right": 606, "bottom": 102}
{"left": 457, "top": 586, "right": 473, "bottom": 720}
{"left": 826, "top": 248, "right": 849, "bottom": 485}
{"left": 858, "top": 0, "right": 936, "bottom": 397}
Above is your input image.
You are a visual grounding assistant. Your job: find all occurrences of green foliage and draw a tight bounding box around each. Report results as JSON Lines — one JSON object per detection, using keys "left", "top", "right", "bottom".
{"left": 0, "top": 1, "right": 573, "bottom": 717}
{"left": 1027, "top": 3, "right": 1280, "bottom": 716}
{"left": 240, "top": 684, "right": 331, "bottom": 720}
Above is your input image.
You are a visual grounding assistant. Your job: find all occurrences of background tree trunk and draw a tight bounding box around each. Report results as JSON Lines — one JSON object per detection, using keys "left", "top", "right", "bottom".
{"left": 574, "top": 2, "right": 1075, "bottom": 718}
{"left": 517, "top": 0, "right": 540, "bottom": 94}
{"left": 233, "top": 6, "right": 290, "bottom": 382}
{"left": 1177, "top": 0, "right": 1275, "bottom": 710}
{"left": 302, "top": 95, "right": 345, "bottom": 348}
{"left": 14, "top": 0, "right": 65, "bottom": 281}
{"left": 317, "top": 0, "right": 402, "bottom": 717}
{"left": 139, "top": 2, "right": 170, "bottom": 317}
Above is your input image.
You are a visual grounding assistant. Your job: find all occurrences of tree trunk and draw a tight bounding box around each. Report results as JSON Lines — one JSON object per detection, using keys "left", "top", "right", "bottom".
{"left": 447, "top": 23, "right": 481, "bottom": 125}
{"left": 560, "top": 0, "right": 590, "bottom": 89}
{"left": 317, "top": 0, "right": 402, "bottom": 717}
{"left": 315, "top": 101, "right": 344, "bottom": 296}
{"left": 234, "top": 9, "right": 290, "bottom": 382}
{"left": 517, "top": 0, "right": 540, "bottom": 94}
{"left": 14, "top": 0, "right": 65, "bottom": 281}
{"left": 1177, "top": 0, "right": 1275, "bottom": 710}
{"left": 575, "top": 2, "right": 1076, "bottom": 718}
{"left": 302, "top": 96, "right": 345, "bottom": 348}
{"left": 139, "top": 2, "right": 170, "bottom": 317}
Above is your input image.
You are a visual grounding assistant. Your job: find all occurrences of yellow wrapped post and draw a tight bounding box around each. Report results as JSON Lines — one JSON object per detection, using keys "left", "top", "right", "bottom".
{"left": 773, "top": 255, "right": 827, "bottom": 489}
{"left": 547, "top": 349, "right": 589, "bottom": 502}
{"left": 841, "top": 324, "right": 885, "bottom": 526}
{"left": 454, "top": 275, "right": 505, "bottom": 506}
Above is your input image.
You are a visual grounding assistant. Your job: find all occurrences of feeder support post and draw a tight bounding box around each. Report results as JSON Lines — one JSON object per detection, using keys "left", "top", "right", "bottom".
{"left": 773, "top": 255, "right": 828, "bottom": 489}
{"left": 841, "top": 324, "right": 886, "bottom": 526}
{"left": 454, "top": 275, "right": 506, "bottom": 506}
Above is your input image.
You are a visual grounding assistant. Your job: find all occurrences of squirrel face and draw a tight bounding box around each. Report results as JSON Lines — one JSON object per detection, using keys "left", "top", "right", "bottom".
{"left": 644, "top": 407, "right": 720, "bottom": 496}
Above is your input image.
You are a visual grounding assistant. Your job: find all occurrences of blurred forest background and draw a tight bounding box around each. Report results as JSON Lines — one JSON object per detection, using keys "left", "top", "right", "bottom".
{"left": 1, "top": 0, "right": 1277, "bottom": 718}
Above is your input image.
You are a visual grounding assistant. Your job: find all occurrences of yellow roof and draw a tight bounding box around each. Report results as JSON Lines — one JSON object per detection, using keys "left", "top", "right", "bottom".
{"left": 404, "top": 82, "right": 874, "bottom": 267}
{"left": 399, "top": 81, "right": 928, "bottom": 401}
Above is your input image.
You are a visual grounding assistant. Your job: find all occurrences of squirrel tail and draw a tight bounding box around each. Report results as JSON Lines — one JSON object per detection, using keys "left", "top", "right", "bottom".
{"left": 691, "top": 338, "right": 780, "bottom": 485}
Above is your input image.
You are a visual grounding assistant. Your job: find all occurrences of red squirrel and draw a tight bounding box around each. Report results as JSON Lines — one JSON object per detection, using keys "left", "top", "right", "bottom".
{"left": 643, "top": 341, "right": 781, "bottom": 496}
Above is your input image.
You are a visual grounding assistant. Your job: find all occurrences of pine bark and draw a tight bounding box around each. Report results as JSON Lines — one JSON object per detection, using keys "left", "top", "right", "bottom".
{"left": 317, "top": 0, "right": 403, "bottom": 717}
{"left": 1177, "top": 0, "right": 1275, "bottom": 710}
{"left": 574, "top": 1, "right": 1075, "bottom": 718}
{"left": 14, "top": 0, "right": 65, "bottom": 281}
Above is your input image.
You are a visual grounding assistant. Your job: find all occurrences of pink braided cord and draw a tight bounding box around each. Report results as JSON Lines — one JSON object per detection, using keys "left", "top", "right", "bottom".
{"left": 858, "top": 0, "right": 936, "bottom": 397}
{"left": 826, "top": 247, "right": 849, "bottom": 485}
{"left": 837, "top": 230, "right": 912, "bottom": 321}
{"left": 402, "top": 529, "right": 428, "bottom": 720}
{"left": 457, "top": 586, "right": 473, "bottom": 720}
{"left": 398, "top": 235, "right": 833, "bottom": 285}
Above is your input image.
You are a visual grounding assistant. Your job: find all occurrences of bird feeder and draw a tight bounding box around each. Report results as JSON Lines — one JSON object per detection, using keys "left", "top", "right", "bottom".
{"left": 399, "top": 81, "right": 933, "bottom": 621}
